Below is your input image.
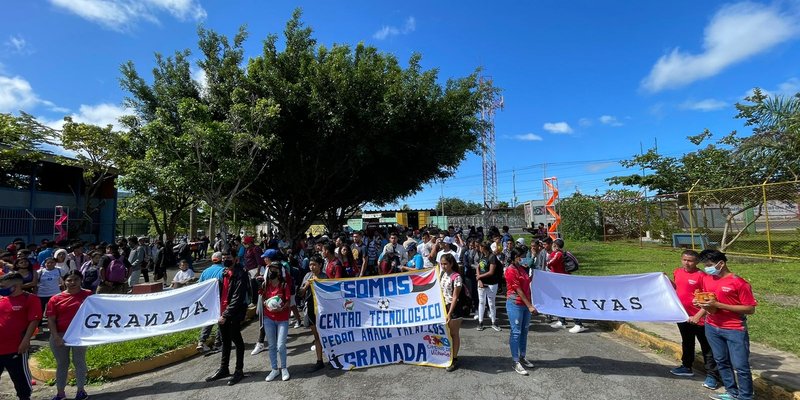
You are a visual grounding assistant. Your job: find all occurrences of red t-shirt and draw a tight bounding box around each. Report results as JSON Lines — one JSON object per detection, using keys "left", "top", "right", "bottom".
{"left": 0, "top": 292, "right": 41, "bottom": 354}
{"left": 220, "top": 270, "right": 232, "bottom": 314}
{"left": 547, "top": 251, "right": 565, "bottom": 274}
{"left": 325, "top": 259, "right": 343, "bottom": 279}
{"left": 505, "top": 264, "right": 532, "bottom": 306}
{"left": 261, "top": 282, "right": 291, "bottom": 322}
{"left": 701, "top": 274, "right": 758, "bottom": 331}
{"left": 673, "top": 267, "right": 706, "bottom": 324}
{"left": 46, "top": 289, "right": 93, "bottom": 334}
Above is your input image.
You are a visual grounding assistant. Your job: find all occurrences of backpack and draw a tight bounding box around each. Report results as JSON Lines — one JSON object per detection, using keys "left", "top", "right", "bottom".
{"left": 106, "top": 256, "right": 127, "bottom": 283}
{"left": 563, "top": 251, "right": 579, "bottom": 273}
{"left": 81, "top": 264, "right": 99, "bottom": 289}
{"left": 450, "top": 272, "right": 473, "bottom": 315}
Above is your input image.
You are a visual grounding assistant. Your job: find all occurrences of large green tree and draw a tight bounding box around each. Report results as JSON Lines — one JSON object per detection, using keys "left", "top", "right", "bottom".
{"left": 435, "top": 197, "right": 483, "bottom": 216}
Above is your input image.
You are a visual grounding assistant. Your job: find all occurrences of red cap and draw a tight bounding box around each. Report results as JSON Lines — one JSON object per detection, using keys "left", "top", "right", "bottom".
{"left": 243, "top": 236, "right": 254, "bottom": 245}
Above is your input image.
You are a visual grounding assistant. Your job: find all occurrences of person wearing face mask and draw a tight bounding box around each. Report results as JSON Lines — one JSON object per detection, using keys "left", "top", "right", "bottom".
{"left": 260, "top": 261, "right": 292, "bottom": 382}
{"left": 47, "top": 270, "right": 92, "bottom": 400}
{"left": 0, "top": 272, "right": 42, "bottom": 400}
{"left": 694, "top": 250, "right": 758, "bottom": 400}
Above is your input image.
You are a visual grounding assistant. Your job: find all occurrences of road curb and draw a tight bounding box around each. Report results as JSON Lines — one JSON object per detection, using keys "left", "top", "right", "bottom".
{"left": 30, "top": 306, "right": 259, "bottom": 382}
{"left": 604, "top": 322, "right": 800, "bottom": 400}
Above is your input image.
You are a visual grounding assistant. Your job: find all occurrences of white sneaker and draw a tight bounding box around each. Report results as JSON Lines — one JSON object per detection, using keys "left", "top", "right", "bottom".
{"left": 265, "top": 369, "right": 280, "bottom": 382}
{"left": 550, "top": 321, "right": 564, "bottom": 328}
{"left": 281, "top": 368, "right": 290, "bottom": 381}
{"left": 513, "top": 362, "right": 529, "bottom": 376}
{"left": 310, "top": 344, "right": 316, "bottom": 352}
{"left": 473, "top": 315, "right": 479, "bottom": 320}
{"left": 251, "top": 342, "right": 266, "bottom": 355}
{"left": 196, "top": 342, "right": 210, "bottom": 352}
{"left": 568, "top": 325, "right": 588, "bottom": 333}
{"left": 293, "top": 321, "right": 302, "bottom": 329}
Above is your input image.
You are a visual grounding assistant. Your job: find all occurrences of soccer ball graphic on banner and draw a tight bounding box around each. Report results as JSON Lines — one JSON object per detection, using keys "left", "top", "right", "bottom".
{"left": 377, "top": 298, "right": 390, "bottom": 310}
{"left": 266, "top": 296, "right": 283, "bottom": 311}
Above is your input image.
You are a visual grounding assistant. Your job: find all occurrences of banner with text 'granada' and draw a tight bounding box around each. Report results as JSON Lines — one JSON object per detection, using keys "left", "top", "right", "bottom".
{"left": 311, "top": 268, "right": 450, "bottom": 369}
{"left": 532, "top": 270, "right": 689, "bottom": 322}
{"left": 63, "top": 279, "right": 220, "bottom": 346}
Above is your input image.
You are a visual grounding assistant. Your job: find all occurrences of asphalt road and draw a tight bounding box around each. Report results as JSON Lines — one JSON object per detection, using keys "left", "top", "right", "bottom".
{"left": 5, "top": 317, "right": 725, "bottom": 400}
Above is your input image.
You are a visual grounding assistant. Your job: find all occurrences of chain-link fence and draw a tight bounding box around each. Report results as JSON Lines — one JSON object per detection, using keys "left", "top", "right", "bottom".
{"left": 683, "top": 180, "right": 800, "bottom": 260}
{"left": 447, "top": 210, "right": 526, "bottom": 230}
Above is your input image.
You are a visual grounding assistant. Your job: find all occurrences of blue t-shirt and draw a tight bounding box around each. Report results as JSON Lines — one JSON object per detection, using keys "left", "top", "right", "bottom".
{"left": 199, "top": 264, "right": 225, "bottom": 282}
{"left": 37, "top": 248, "right": 54, "bottom": 264}
{"left": 407, "top": 254, "right": 425, "bottom": 270}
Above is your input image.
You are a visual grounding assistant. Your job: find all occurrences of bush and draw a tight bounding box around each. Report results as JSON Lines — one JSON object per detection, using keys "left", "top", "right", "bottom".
{"left": 559, "top": 194, "right": 602, "bottom": 241}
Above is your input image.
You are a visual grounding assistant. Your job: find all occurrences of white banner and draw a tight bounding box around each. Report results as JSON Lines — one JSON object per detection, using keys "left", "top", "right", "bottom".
{"left": 63, "top": 279, "right": 220, "bottom": 346}
{"left": 311, "top": 268, "right": 451, "bottom": 369}
{"left": 532, "top": 270, "right": 688, "bottom": 322}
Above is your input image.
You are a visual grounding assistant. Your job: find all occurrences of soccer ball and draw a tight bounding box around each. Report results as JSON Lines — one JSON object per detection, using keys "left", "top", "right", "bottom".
{"left": 265, "top": 296, "right": 283, "bottom": 311}
{"left": 377, "top": 298, "right": 391, "bottom": 310}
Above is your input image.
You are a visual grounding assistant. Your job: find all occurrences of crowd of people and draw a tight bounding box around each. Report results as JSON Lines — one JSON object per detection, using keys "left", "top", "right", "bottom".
{"left": 0, "top": 225, "right": 758, "bottom": 400}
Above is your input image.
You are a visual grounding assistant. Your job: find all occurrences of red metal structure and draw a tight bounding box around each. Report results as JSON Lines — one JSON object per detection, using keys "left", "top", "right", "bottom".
{"left": 544, "top": 178, "right": 560, "bottom": 240}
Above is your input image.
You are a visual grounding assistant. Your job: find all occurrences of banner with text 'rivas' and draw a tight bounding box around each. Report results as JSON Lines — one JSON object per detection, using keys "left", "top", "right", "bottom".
{"left": 63, "top": 279, "right": 220, "bottom": 346}
{"left": 532, "top": 270, "right": 689, "bottom": 322}
{"left": 311, "top": 268, "right": 450, "bottom": 369}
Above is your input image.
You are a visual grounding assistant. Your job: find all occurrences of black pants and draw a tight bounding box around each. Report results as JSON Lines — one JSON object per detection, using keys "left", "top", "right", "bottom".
{"left": 0, "top": 352, "right": 32, "bottom": 400}
{"left": 249, "top": 277, "right": 260, "bottom": 306}
{"left": 219, "top": 318, "right": 244, "bottom": 372}
{"left": 141, "top": 264, "right": 150, "bottom": 283}
{"left": 677, "top": 322, "right": 720, "bottom": 380}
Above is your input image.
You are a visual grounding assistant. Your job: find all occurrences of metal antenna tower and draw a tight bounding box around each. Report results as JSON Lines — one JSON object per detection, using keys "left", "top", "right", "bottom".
{"left": 479, "top": 76, "right": 503, "bottom": 226}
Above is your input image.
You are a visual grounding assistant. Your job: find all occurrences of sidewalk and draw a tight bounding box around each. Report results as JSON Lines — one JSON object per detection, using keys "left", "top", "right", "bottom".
{"left": 615, "top": 321, "right": 800, "bottom": 400}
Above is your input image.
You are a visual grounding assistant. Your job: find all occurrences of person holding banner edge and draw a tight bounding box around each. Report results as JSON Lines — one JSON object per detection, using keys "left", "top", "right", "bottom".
{"left": 0, "top": 272, "right": 41, "bottom": 400}
{"left": 298, "top": 255, "right": 327, "bottom": 372}
{"left": 505, "top": 248, "right": 537, "bottom": 376}
{"left": 439, "top": 253, "right": 464, "bottom": 372}
{"left": 205, "top": 254, "right": 249, "bottom": 386}
{"left": 669, "top": 249, "right": 721, "bottom": 390}
{"left": 46, "top": 270, "right": 92, "bottom": 400}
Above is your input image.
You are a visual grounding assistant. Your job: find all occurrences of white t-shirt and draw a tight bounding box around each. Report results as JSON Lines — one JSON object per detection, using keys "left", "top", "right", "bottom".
{"left": 37, "top": 267, "right": 65, "bottom": 297}
{"left": 172, "top": 269, "right": 195, "bottom": 284}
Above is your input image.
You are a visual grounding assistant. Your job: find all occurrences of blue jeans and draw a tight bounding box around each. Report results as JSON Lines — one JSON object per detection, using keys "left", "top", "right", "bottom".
{"left": 263, "top": 317, "right": 288, "bottom": 370}
{"left": 507, "top": 300, "right": 531, "bottom": 362}
{"left": 705, "top": 324, "right": 753, "bottom": 400}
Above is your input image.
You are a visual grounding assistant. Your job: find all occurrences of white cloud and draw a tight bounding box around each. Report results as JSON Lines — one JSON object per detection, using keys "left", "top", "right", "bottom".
{"left": 578, "top": 118, "right": 592, "bottom": 127}
{"left": 599, "top": 115, "right": 623, "bottom": 126}
{"left": 49, "top": 0, "right": 206, "bottom": 31}
{"left": 0, "top": 75, "right": 40, "bottom": 112}
{"left": 680, "top": 98, "right": 728, "bottom": 111}
{"left": 373, "top": 16, "right": 416, "bottom": 40}
{"left": 641, "top": 2, "right": 800, "bottom": 92}
{"left": 586, "top": 162, "right": 616, "bottom": 173}
{"left": 743, "top": 77, "right": 800, "bottom": 98}
{"left": 70, "top": 103, "right": 130, "bottom": 129}
{"left": 543, "top": 121, "right": 573, "bottom": 134}
{"left": 511, "top": 133, "right": 543, "bottom": 141}
{"left": 191, "top": 66, "right": 207, "bottom": 94}
{"left": 4, "top": 35, "right": 31, "bottom": 54}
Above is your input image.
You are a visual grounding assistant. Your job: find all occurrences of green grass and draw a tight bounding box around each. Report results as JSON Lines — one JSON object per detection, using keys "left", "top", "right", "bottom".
{"left": 569, "top": 240, "right": 800, "bottom": 357}
{"left": 34, "top": 328, "right": 200, "bottom": 374}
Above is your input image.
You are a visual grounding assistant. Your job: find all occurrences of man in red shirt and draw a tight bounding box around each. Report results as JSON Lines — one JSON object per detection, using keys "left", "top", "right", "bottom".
{"left": 695, "top": 250, "right": 757, "bottom": 400}
{"left": 669, "top": 250, "right": 721, "bottom": 390}
{"left": 0, "top": 272, "right": 42, "bottom": 400}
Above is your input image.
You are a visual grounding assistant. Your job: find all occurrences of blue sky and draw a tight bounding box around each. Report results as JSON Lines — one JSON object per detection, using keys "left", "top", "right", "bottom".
{"left": 2, "top": 1, "right": 800, "bottom": 209}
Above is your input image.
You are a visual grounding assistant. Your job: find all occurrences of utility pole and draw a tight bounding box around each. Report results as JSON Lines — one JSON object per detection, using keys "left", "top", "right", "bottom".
{"left": 512, "top": 168, "right": 517, "bottom": 208}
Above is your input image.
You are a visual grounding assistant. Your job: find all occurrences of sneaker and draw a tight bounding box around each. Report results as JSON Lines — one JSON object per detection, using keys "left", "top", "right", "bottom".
{"left": 708, "top": 394, "right": 736, "bottom": 400}
{"left": 669, "top": 366, "right": 695, "bottom": 377}
{"left": 75, "top": 390, "right": 89, "bottom": 400}
{"left": 293, "top": 321, "right": 302, "bottom": 329}
{"left": 476, "top": 324, "right": 485, "bottom": 331}
{"left": 520, "top": 358, "right": 535, "bottom": 368}
{"left": 251, "top": 342, "right": 266, "bottom": 356}
{"left": 308, "top": 360, "right": 325, "bottom": 373}
{"left": 265, "top": 369, "right": 281, "bottom": 382}
{"left": 491, "top": 324, "right": 502, "bottom": 332}
{"left": 281, "top": 368, "right": 290, "bottom": 381}
{"left": 445, "top": 358, "right": 458, "bottom": 372}
{"left": 550, "top": 321, "right": 564, "bottom": 328}
{"left": 568, "top": 325, "right": 588, "bottom": 333}
{"left": 310, "top": 344, "right": 316, "bottom": 352}
{"left": 197, "top": 342, "right": 210, "bottom": 352}
{"left": 702, "top": 376, "right": 720, "bottom": 390}
{"left": 513, "top": 362, "right": 529, "bottom": 376}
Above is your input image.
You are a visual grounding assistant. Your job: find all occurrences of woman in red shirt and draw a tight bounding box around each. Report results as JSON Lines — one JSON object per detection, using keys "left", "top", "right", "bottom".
{"left": 260, "top": 261, "right": 292, "bottom": 382}
{"left": 47, "top": 270, "right": 92, "bottom": 400}
{"left": 504, "top": 248, "right": 537, "bottom": 375}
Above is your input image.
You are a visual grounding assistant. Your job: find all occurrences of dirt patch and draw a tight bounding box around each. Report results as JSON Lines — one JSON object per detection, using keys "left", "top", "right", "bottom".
{"left": 756, "top": 293, "right": 800, "bottom": 307}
